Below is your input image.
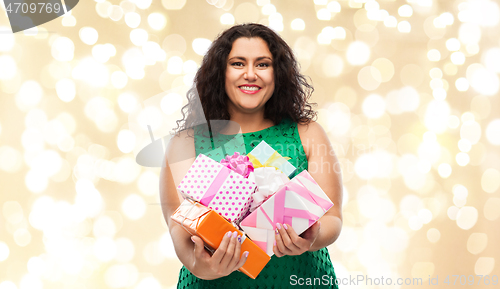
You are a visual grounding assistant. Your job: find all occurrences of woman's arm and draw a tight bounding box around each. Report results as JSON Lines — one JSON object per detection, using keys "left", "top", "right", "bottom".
{"left": 300, "top": 120, "right": 343, "bottom": 251}
{"left": 273, "top": 121, "right": 343, "bottom": 256}
{"left": 159, "top": 131, "right": 248, "bottom": 279}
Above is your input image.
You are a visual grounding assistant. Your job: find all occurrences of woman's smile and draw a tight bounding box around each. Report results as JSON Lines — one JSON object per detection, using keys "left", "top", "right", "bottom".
{"left": 225, "top": 37, "right": 275, "bottom": 114}
{"left": 239, "top": 84, "right": 261, "bottom": 94}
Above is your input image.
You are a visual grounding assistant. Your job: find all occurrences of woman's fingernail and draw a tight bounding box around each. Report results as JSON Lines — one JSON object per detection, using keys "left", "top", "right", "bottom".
{"left": 275, "top": 228, "right": 279, "bottom": 235}
{"left": 244, "top": 251, "right": 249, "bottom": 257}
{"left": 191, "top": 236, "right": 195, "bottom": 243}
{"left": 273, "top": 240, "right": 276, "bottom": 246}
{"left": 226, "top": 231, "right": 232, "bottom": 238}
{"left": 237, "top": 236, "right": 241, "bottom": 243}
{"left": 276, "top": 223, "right": 281, "bottom": 230}
{"left": 283, "top": 224, "right": 288, "bottom": 230}
{"left": 232, "top": 231, "right": 238, "bottom": 238}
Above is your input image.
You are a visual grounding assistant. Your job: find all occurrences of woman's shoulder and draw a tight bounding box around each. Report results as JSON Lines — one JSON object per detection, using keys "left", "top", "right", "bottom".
{"left": 166, "top": 128, "right": 196, "bottom": 163}
{"left": 296, "top": 120, "right": 330, "bottom": 158}
{"left": 296, "top": 119, "right": 327, "bottom": 138}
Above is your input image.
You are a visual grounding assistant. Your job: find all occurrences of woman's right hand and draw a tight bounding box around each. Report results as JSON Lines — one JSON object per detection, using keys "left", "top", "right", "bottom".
{"left": 190, "top": 231, "right": 249, "bottom": 280}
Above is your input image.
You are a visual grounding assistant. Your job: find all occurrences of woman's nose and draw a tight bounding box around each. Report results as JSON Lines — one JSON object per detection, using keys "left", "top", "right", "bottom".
{"left": 244, "top": 67, "right": 257, "bottom": 80}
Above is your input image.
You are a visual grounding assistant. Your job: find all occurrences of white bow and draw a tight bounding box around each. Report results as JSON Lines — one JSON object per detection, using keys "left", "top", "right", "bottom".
{"left": 247, "top": 167, "right": 289, "bottom": 212}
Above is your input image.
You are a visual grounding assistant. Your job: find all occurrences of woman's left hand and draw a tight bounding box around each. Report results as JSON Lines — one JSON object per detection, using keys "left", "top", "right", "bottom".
{"left": 273, "top": 221, "right": 321, "bottom": 257}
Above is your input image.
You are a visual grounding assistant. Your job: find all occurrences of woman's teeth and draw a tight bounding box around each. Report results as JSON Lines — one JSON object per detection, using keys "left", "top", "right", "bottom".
{"left": 240, "top": 86, "right": 260, "bottom": 91}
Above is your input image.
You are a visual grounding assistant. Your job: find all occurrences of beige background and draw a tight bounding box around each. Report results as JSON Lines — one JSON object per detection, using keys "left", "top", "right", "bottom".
{"left": 0, "top": 0, "right": 499, "bottom": 288}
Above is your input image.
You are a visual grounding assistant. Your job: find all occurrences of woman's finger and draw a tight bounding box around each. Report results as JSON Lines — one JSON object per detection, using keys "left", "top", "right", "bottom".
{"left": 229, "top": 233, "right": 243, "bottom": 269}
{"left": 192, "top": 235, "right": 207, "bottom": 260}
{"left": 277, "top": 223, "right": 300, "bottom": 252}
{"left": 234, "top": 251, "right": 249, "bottom": 270}
{"left": 274, "top": 225, "right": 292, "bottom": 255}
{"left": 273, "top": 239, "right": 284, "bottom": 257}
{"left": 283, "top": 223, "right": 308, "bottom": 249}
{"left": 211, "top": 231, "right": 232, "bottom": 264}
{"left": 219, "top": 231, "right": 238, "bottom": 269}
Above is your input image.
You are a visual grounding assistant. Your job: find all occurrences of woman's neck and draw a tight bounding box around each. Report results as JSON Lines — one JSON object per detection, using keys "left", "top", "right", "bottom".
{"left": 228, "top": 112, "right": 275, "bottom": 134}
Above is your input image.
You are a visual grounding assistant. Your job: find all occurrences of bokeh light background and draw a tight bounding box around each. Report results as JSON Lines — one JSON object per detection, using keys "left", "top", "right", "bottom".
{"left": 1, "top": 0, "right": 500, "bottom": 288}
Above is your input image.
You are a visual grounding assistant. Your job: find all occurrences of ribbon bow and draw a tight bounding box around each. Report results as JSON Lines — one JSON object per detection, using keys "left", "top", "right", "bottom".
{"left": 248, "top": 167, "right": 289, "bottom": 212}
{"left": 247, "top": 151, "right": 291, "bottom": 171}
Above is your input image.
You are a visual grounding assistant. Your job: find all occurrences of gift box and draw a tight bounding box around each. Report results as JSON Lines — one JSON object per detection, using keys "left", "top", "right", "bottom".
{"left": 247, "top": 167, "right": 289, "bottom": 212}
{"left": 240, "top": 170, "right": 334, "bottom": 256}
{"left": 177, "top": 154, "right": 257, "bottom": 223}
{"left": 247, "top": 140, "right": 297, "bottom": 177}
{"left": 171, "top": 198, "right": 271, "bottom": 279}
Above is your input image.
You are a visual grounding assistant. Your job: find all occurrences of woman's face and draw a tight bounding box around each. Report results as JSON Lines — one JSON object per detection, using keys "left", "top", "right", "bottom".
{"left": 225, "top": 37, "right": 275, "bottom": 116}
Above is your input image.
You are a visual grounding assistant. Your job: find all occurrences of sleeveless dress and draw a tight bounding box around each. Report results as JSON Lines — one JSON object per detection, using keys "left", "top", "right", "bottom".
{"left": 177, "top": 118, "right": 339, "bottom": 288}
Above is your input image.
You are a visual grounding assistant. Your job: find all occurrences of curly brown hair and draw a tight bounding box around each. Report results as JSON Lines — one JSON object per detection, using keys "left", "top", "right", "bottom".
{"left": 175, "top": 23, "right": 317, "bottom": 135}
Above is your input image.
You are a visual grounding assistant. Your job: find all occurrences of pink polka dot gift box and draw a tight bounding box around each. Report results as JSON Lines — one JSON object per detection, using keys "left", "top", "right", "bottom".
{"left": 177, "top": 154, "right": 257, "bottom": 223}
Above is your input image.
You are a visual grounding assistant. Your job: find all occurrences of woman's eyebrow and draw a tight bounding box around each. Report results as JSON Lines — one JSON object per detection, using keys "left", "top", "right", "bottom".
{"left": 228, "top": 56, "right": 273, "bottom": 61}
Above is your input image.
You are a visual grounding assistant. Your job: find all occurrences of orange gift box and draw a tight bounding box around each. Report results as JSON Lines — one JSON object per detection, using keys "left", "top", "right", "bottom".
{"left": 171, "top": 198, "right": 271, "bottom": 279}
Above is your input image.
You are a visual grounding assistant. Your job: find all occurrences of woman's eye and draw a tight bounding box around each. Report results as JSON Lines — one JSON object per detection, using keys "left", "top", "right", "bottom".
{"left": 258, "top": 63, "right": 270, "bottom": 67}
{"left": 231, "top": 62, "right": 243, "bottom": 66}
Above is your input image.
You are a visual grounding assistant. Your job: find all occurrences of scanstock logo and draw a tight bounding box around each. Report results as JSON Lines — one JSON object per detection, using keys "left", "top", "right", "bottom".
{"left": 4, "top": 0, "right": 79, "bottom": 33}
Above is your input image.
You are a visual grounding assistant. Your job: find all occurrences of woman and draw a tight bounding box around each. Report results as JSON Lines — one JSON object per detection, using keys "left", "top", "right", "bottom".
{"left": 160, "top": 23, "right": 343, "bottom": 288}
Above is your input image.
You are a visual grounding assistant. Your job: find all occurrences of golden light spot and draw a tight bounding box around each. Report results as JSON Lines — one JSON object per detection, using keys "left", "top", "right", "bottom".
{"left": 427, "top": 49, "right": 441, "bottom": 61}
{"left": 397, "top": 21, "right": 411, "bottom": 33}
{"left": 79, "top": 27, "right": 99, "bottom": 45}
{"left": 122, "top": 194, "right": 146, "bottom": 220}
{"left": 371, "top": 58, "right": 394, "bottom": 82}
{"left": 221, "top": 13, "right": 235, "bottom": 25}
{"left": 470, "top": 95, "right": 491, "bottom": 119}
{"left": 456, "top": 206, "right": 478, "bottom": 230}
{"left": 438, "top": 163, "right": 452, "bottom": 178}
{"left": 14, "top": 228, "right": 31, "bottom": 247}
{"left": 485, "top": 119, "right": 500, "bottom": 145}
{"left": 427, "top": 228, "right": 441, "bottom": 243}
{"left": 322, "top": 54, "right": 344, "bottom": 77}
{"left": 346, "top": 41, "right": 371, "bottom": 65}
{"left": 445, "top": 38, "right": 460, "bottom": 51}
{"left": 456, "top": 152, "right": 470, "bottom": 166}
{"left": 444, "top": 62, "right": 458, "bottom": 75}
{"left": 429, "top": 67, "right": 443, "bottom": 79}
{"left": 484, "top": 198, "right": 500, "bottom": 221}
{"left": 108, "top": 5, "right": 124, "bottom": 21}
{"left": 162, "top": 0, "right": 186, "bottom": 10}
{"left": 398, "top": 4, "right": 413, "bottom": 17}
{"left": 474, "top": 257, "right": 495, "bottom": 275}
{"left": 358, "top": 66, "right": 382, "bottom": 91}
{"left": 125, "top": 12, "right": 141, "bottom": 28}
{"left": 411, "top": 262, "right": 434, "bottom": 280}
{"left": 234, "top": 2, "right": 259, "bottom": 23}
{"left": 481, "top": 168, "right": 500, "bottom": 193}
{"left": 104, "top": 264, "right": 138, "bottom": 288}
{"left": 148, "top": 13, "right": 167, "bottom": 30}
{"left": 467, "top": 233, "right": 487, "bottom": 255}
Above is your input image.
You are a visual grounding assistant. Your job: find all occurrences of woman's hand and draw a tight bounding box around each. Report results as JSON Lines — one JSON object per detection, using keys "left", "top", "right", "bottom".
{"left": 190, "top": 231, "right": 249, "bottom": 280}
{"left": 273, "top": 222, "right": 321, "bottom": 257}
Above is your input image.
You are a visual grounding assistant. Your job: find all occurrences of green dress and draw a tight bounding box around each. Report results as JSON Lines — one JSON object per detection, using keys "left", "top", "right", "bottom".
{"left": 177, "top": 118, "right": 339, "bottom": 288}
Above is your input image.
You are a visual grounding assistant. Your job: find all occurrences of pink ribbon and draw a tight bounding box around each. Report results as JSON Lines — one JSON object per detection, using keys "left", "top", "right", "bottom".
{"left": 288, "top": 181, "right": 333, "bottom": 211}
{"left": 258, "top": 182, "right": 331, "bottom": 230}
{"left": 199, "top": 167, "right": 230, "bottom": 206}
{"left": 220, "top": 152, "right": 254, "bottom": 178}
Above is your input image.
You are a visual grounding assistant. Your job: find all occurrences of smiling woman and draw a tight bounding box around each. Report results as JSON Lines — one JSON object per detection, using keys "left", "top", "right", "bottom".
{"left": 173, "top": 23, "right": 317, "bottom": 136}
{"left": 226, "top": 38, "right": 274, "bottom": 115}
{"left": 161, "top": 23, "right": 343, "bottom": 288}
{"left": 225, "top": 37, "right": 275, "bottom": 119}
